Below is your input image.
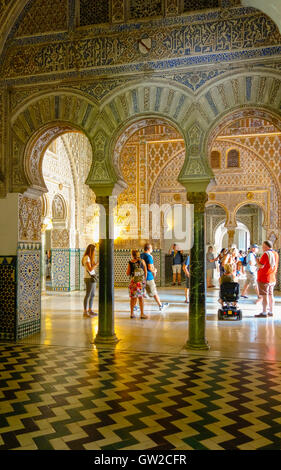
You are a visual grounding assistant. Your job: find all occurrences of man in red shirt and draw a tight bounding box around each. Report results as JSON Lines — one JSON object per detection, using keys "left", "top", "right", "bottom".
{"left": 255, "top": 240, "right": 279, "bottom": 318}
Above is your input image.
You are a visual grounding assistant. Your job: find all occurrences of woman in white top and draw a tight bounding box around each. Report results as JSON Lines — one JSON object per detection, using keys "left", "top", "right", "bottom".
{"left": 82, "top": 244, "right": 99, "bottom": 317}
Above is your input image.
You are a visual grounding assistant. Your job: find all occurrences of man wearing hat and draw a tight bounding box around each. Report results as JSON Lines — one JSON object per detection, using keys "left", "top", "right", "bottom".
{"left": 241, "top": 244, "right": 260, "bottom": 300}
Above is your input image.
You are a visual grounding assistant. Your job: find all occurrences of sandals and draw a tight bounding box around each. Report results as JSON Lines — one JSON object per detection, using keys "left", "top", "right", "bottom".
{"left": 130, "top": 314, "right": 136, "bottom": 318}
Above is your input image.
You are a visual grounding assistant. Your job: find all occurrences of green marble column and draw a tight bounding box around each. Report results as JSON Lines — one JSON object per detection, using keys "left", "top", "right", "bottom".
{"left": 186, "top": 192, "right": 209, "bottom": 350}
{"left": 94, "top": 196, "right": 119, "bottom": 345}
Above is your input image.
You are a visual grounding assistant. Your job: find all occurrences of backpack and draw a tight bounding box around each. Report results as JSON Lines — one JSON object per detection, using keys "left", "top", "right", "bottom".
{"left": 242, "top": 256, "right": 247, "bottom": 266}
{"left": 131, "top": 260, "right": 145, "bottom": 284}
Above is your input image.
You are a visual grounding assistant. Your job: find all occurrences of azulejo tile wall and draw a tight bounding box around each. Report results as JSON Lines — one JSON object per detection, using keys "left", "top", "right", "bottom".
{"left": 51, "top": 248, "right": 85, "bottom": 292}
{"left": 114, "top": 249, "right": 161, "bottom": 286}
{"left": 0, "top": 246, "right": 42, "bottom": 341}
{"left": 17, "top": 243, "right": 41, "bottom": 340}
{"left": 0, "top": 256, "right": 17, "bottom": 340}
{"left": 51, "top": 249, "right": 70, "bottom": 292}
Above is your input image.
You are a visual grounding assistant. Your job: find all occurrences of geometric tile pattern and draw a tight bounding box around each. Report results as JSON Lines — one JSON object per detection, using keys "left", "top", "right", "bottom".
{"left": 0, "top": 257, "right": 17, "bottom": 341}
{"left": 51, "top": 249, "right": 84, "bottom": 292}
{"left": 17, "top": 245, "right": 41, "bottom": 340}
{"left": 114, "top": 250, "right": 161, "bottom": 287}
{"left": 17, "top": 248, "right": 41, "bottom": 326}
{"left": 0, "top": 344, "right": 281, "bottom": 450}
{"left": 51, "top": 249, "right": 70, "bottom": 292}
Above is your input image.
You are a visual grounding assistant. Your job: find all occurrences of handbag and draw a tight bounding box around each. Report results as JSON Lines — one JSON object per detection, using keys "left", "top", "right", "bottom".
{"left": 87, "top": 270, "right": 98, "bottom": 283}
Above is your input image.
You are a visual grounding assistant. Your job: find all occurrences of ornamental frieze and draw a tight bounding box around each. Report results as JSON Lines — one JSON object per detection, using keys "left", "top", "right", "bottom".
{"left": 2, "top": 10, "right": 281, "bottom": 79}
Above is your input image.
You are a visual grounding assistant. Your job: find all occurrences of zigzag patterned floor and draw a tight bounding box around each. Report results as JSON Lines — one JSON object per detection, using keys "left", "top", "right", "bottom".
{"left": 0, "top": 343, "right": 281, "bottom": 450}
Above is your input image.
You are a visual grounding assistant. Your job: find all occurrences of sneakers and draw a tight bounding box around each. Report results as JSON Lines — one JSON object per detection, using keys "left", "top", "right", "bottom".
{"left": 159, "top": 302, "right": 169, "bottom": 311}
{"left": 83, "top": 311, "right": 98, "bottom": 318}
{"left": 255, "top": 313, "right": 267, "bottom": 318}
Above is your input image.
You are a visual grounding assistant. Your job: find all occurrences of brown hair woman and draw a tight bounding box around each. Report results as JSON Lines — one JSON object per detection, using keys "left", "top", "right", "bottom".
{"left": 82, "top": 244, "right": 99, "bottom": 317}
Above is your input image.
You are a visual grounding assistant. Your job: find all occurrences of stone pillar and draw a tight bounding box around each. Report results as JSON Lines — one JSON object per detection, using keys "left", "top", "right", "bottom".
{"left": 41, "top": 224, "right": 47, "bottom": 294}
{"left": 227, "top": 229, "right": 235, "bottom": 248}
{"left": 0, "top": 193, "right": 41, "bottom": 340}
{"left": 186, "top": 192, "right": 209, "bottom": 350}
{"left": 94, "top": 195, "right": 118, "bottom": 345}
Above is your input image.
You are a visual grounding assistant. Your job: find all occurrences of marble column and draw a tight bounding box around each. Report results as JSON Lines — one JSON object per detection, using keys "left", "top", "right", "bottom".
{"left": 94, "top": 195, "right": 118, "bottom": 345}
{"left": 186, "top": 192, "right": 209, "bottom": 350}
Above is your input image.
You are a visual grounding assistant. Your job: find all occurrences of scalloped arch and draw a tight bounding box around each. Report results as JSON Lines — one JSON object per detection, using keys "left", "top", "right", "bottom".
{"left": 11, "top": 90, "right": 99, "bottom": 138}
{"left": 205, "top": 201, "right": 229, "bottom": 224}
{"left": 97, "top": 80, "right": 193, "bottom": 139}
{"left": 10, "top": 91, "right": 98, "bottom": 196}
{"left": 198, "top": 72, "right": 281, "bottom": 150}
{"left": 234, "top": 200, "right": 267, "bottom": 226}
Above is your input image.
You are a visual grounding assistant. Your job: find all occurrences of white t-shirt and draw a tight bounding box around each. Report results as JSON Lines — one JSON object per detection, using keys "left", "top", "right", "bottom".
{"left": 82, "top": 255, "right": 95, "bottom": 279}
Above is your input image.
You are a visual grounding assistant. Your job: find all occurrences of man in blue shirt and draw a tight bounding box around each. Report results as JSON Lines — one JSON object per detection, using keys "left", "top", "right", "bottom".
{"left": 141, "top": 243, "right": 169, "bottom": 311}
{"left": 169, "top": 243, "right": 184, "bottom": 285}
{"left": 183, "top": 254, "right": 190, "bottom": 303}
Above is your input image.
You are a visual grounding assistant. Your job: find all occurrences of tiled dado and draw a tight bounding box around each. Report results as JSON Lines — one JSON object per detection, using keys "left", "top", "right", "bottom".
{"left": 51, "top": 249, "right": 161, "bottom": 290}
{"left": 114, "top": 250, "right": 161, "bottom": 287}
{"left": 0, "top": 243, "right": 41, "bottom": 341}
{"left": 17, "top": 243, "right": 41, "bottom": 340}
{"left": 0, "top": 256, "right": 17, "bottom": 340}
{"left": 51, "top": 249, "right": 84, "bottom": 292}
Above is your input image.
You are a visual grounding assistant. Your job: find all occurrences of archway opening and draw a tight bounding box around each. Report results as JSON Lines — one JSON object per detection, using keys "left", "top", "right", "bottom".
{"left": 206, "top": 203, "right": 228, "bottom": 254}
{"left": 207, "top": 109, "right": 281, "bottom": 252}
{"left": 236, "top": 203, "right": 266, "bottom": 249}
{"left": 40, "top": 131, "right": 94, "bottom": 293}
{"left": 112, "top": 118, "right": 188, "bottom": 288}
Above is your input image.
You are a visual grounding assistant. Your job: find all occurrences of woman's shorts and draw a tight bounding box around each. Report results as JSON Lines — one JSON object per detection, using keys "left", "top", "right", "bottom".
{"left": 172, "top": 264, "right": 182, "bottom": 274}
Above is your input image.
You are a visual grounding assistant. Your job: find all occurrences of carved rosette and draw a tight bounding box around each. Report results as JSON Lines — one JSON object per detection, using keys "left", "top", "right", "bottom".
{"left": 186, "top": 192, "right": 208, "bottom": 213}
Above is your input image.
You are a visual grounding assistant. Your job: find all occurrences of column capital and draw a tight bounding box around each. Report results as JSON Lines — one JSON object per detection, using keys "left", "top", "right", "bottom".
{"left": 95, "top": 195, "right": 110, "bottom": 206}
{"left": 186, "top": 191, "right": 208, "bottom": 212}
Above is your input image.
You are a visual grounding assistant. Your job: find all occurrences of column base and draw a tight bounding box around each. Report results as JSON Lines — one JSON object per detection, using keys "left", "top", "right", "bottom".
{"left": 185, "top": 340, "right": 210, "bottom": 351}
{"left": 93, "top": 334, "right": 119, "bottom": 345}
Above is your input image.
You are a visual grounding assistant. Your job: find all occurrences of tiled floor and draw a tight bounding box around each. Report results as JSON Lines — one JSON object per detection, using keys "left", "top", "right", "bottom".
{"left": 0, "top": 344, "right": 281, "bottom": 450}
{"left": 21, "top": 286, "right": 281, "bottom": 361}
{"left": 1, "top": 285, "right": 281, "bottom": 450}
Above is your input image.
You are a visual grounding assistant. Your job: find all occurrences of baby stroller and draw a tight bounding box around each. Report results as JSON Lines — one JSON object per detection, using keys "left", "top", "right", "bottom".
{"left": 218, "top": 282, "right": 242, "bottom": 321}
